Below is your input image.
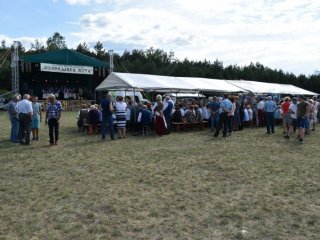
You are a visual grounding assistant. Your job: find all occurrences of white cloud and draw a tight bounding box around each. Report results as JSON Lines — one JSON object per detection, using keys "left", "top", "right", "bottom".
{"left": 0, "top": 34, "right": 47, "bottom": 50}
{"left": 65, "top": 0, "right": 91, "bottom": 4}
{"left": 34, "top": 0, "right": 320, "bottom": 74}
{"left": 64, "top": 0, "right": 129, "bottom": 5}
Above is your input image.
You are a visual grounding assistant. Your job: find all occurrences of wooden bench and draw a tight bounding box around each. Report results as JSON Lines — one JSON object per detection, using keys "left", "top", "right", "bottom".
{"left": 171, "top": 121, "right": 208, "bottom": 132}
{"left": 83, "top": 123, "right": 102, "bottom": 134}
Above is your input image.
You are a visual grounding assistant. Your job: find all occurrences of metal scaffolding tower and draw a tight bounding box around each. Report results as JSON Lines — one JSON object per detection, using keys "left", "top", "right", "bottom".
{"left": 11, "top": 41, "right": 19, "bottom": 94}
{"left": 108, "top": 50, "right": 114, "bottom": 73}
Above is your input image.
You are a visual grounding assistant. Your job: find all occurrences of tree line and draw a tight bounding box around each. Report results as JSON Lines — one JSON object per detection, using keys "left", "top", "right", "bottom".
{"left": 1, "top": 32, "right": 320, "bottom": 93}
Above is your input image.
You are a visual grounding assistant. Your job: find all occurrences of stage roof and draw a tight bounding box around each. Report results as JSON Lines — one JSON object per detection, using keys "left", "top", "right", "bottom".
{"left": 21, "top": 49, "right": 108, "bottom": 68}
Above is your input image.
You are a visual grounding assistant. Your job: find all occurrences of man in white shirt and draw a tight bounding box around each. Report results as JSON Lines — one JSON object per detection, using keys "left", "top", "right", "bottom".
{"left": 257, "top": 97, "right": 265, "bottom": 127}
{"left": 17, "top": 94, "right": 33, "bottom": 145}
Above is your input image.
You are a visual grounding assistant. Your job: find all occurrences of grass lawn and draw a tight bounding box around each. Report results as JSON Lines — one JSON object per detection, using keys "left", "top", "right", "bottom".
{"left": 0, "top": 111, "right": 320, "bottom": 239}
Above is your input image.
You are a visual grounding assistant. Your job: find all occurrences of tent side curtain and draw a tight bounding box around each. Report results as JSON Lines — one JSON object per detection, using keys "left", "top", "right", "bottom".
{"left": 21, "top": 49, "right": 109, "bottom": 68}
{"left": 96, "top": 72, "right": 247, "bottom": 93}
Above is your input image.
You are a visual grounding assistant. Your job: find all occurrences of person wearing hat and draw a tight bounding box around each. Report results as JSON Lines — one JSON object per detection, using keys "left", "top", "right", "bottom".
{"left": 263, "top": 96, "right": 277, "bottom": 134}
{"left": 281, "top": 96, "right": 291, "bottom": 138}
{"left": 296, "top": 95, "right": 310, "bottom": 144}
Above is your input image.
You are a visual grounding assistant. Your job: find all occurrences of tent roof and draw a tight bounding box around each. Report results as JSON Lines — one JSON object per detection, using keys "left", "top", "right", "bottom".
{"left": 229, "top": 80, "right": 318, "bottom": 95}
{"left": 96, "top": 72, "right": 318, "bottom": 95}
{"left": 166, "top": 93, "right": 206, "bottom": 98}
{"left": 21, "top": 49, "right": 108, "bottom": 67}
{"left": 96, "top": 72, "right": 246, "bottom": 93}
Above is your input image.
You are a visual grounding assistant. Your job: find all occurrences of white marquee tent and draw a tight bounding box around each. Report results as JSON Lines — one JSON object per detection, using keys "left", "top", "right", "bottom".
{"left": 229, "top": 80, "right": 318, "bottom": 95}
{"left": 96, "top": 72, "right": 246, "bottom": 93}
{"left": 96, "top": 72, "right": 318, "bottom": 95}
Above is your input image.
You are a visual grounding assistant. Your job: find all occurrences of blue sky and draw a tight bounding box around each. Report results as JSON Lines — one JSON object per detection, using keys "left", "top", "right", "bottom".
{"left": 1, "top": 0, "right": 320, "bottom": 76}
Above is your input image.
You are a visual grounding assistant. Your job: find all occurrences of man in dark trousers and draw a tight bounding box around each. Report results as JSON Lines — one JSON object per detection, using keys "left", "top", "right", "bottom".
{"left": 214, "top": 94, "right": 232, "bottom": 138}
{"left": 208, "top": 96, "right": 220, "bottom": 131}
{"left": 17, "top": 94, "right": 33, "bottom": 145}
{"left": 263, "top": 96, "right": 277, "bottom": 134}
{"left": 163, "top": 95, "right": 174, "bottom": 133}
{"left": 7, "top": 95, "right": 20, "bottom": 143}
{"left": 45, "top": 94, "right": 62, "bottom": 145}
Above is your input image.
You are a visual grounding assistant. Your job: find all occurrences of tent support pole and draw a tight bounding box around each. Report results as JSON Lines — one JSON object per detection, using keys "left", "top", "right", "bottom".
{"left": 133, "top": 88, "right": 137, "bottom": 131}
{"left": 201, "top": 90, "right": 204, "bottom": 106}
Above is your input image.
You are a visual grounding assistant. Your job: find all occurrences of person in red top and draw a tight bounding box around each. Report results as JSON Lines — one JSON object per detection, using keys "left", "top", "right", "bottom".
{"left": 281, "top": 96, "right": 291, "bottom": 138}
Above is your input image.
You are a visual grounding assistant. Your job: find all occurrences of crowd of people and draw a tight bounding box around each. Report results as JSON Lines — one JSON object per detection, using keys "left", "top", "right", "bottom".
{"left": 5, "top": 91, "right": 319, "bottom": 145}
{"left": 41, "top": 87, "right": 93, "bottom": 100}
{"left": 76, "top": 93, "right": 319, "bottom": 144}
{"left": 7, "top": 93, "right": 62, "bottom": 146}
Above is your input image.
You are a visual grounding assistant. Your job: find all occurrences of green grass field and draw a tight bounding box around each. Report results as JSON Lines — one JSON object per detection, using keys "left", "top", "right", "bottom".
{"left": 0, "top": 111, "right": 319, "bottom": 239}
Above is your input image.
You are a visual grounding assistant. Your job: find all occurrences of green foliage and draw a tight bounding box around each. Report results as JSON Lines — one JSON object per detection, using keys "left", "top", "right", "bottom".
{"left": 93, "top": 41, "right": 105, "bottom": 60}
{"left": 75, "top": 42, "right": 92, "bottom": 56}
{"left": 46, "top": 32, "right": 67, "bottom": 51}
{"left": 29, "top": 39, "right": 45, "bottom": 54}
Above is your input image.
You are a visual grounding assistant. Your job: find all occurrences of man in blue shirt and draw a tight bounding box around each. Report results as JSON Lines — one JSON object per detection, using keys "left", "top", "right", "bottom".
{"left": 7, "top": 95, "right": 20, "bottom": 143}
{"left": 207, "top": 96, "right": 220, "bottom": 131}
{"left": 45, "top": 94, "right": 62, "bottom": 145}
{"left": 101, "top": 93, "right": 115, "bottom": 141}
{"left": 163, "top": 95, "right": 174, "bottom": 134}
{"left": 264, "top": 96, "right": 277, "bottom": 134}
{"left": 214, "top": 94, "right": 232, "bottom": 137}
